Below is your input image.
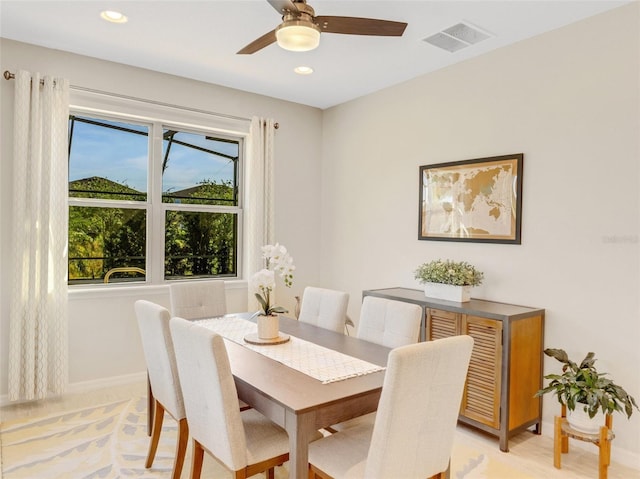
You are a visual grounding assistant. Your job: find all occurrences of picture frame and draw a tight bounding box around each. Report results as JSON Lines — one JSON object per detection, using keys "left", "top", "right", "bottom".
{"left": 418, "top": 154, "right": 523, "bottom": 244}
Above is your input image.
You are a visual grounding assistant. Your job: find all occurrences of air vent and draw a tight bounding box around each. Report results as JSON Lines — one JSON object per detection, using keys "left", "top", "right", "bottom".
{"left": 423, "top": 22, "right": 492, "bottom": 53}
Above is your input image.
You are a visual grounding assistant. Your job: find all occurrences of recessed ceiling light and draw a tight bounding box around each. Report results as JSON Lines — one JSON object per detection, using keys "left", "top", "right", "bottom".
{"left": 294, "top": 66, "right": 314, "bottom": 75}
{"left": 100, "top": 10, "right": 128, "bottom": 24}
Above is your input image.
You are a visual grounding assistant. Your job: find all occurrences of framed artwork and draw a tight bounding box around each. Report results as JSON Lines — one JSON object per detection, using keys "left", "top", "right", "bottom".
{"left": 418, "top": 154, "right": 523, "bottom": 244}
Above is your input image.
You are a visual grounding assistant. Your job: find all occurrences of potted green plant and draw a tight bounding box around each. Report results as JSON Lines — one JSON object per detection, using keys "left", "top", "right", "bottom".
{"left": 535, "top": 348, "right": 638, "bottom": 433}
{"left": 414, "top": 259, "right": 483, "bottom": 302}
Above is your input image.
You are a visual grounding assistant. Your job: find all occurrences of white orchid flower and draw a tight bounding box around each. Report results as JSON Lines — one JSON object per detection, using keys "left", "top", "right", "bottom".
{"left": 252, "top": 243, "right": 296, "bottom": 315}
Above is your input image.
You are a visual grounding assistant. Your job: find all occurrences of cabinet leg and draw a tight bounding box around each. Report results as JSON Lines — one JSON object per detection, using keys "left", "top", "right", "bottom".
{"left": 499, "top": 434, "right": 509, "bottom": 453}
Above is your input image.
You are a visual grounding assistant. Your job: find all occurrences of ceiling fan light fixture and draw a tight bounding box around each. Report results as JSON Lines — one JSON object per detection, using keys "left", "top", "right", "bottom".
{"left": 276, "top": 21, "right": 321, "bottom": 52}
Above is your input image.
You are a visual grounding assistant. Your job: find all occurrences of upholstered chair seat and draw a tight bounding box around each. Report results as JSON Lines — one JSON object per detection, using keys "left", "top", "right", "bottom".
{"left": 355, "top": 296, "right": 422, "bottom": 348}
{"left": 298, "top": 286, "right": 349, "bottom": 334}
{"left": 169, "top": 280, "right": 227, "bottom": 320}
{"left": 309, "top": 423, "right": 373, "bottom": 478}
{"left": 309, "top": 336, "right": 474, "bottom": 479}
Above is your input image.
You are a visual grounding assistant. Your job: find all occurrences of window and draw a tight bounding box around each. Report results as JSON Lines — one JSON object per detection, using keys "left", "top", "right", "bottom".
{"left": 68, "top": 113, "right": 243, "bottom": 285}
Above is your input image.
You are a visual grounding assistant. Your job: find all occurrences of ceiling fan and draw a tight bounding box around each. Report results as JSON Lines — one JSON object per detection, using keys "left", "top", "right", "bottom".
{"left": 237, "top": 0, "right": 407, "bottom": 54}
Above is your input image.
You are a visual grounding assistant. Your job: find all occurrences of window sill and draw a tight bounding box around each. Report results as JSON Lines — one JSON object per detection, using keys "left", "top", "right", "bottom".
{"left": 68, "top": 279, "right": 248, "bottom": 301}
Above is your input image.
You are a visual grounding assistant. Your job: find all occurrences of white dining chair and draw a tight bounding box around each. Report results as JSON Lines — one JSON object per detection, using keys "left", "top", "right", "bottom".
{"left": 329, "top": 295, "right": 423, "bottom": 432}
{"left": 169, "top": 280, "right": 251, "bottom": 411}
{"left": 297, "top": 286, "right": 349, "bottom": 334}
{"left": 134, "top": 300, "right": 188, "bottom": 479}
{"left": 169, "top": 279, "right": 227, "bottom": 320}
{"left": 169, "top": 316, "right": 291, "bottom": 479}
{"left": 356, "top": 296, "right": 422, "bottom": 348}
{"left": 308, "top": 335, "right": 474, "bottom": 479}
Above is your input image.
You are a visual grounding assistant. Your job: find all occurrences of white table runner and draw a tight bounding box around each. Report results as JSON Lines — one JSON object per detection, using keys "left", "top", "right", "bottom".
{"left": 195, "top": 315, "right": 385, "bottom": 384}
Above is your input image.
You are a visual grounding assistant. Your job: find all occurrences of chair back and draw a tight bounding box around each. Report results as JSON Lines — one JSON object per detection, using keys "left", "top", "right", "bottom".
{"left": 169, "top": 317, "right": 248, "bottom": 471}
{"left": 364, "top": 335, "right": 474, "bottom": 478}
{"left": 298, "top": 286, "right": 349, "bottom": 334}
{"left": 169, "top": 280, "right": 227, "bottom": 320}
{"left": 356, "top": 296, "right": 422, "bottom": 348}
{"left": 134, "top": 300, "right": 185, "bottom": 420}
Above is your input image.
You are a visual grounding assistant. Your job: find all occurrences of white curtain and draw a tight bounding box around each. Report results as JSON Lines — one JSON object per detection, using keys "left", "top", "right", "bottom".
{"left": 245, "top": 117, "right": 276, "bottom": 309}
{"left": 8, "top": 70, "right": 70, "bottom": 401}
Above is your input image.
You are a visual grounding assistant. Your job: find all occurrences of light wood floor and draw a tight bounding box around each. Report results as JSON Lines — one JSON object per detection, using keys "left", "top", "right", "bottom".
{"left": 1, "top": 381, "right": 639, "bottom": 479}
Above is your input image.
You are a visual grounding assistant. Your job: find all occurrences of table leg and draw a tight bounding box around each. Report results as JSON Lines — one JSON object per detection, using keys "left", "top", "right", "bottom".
{"left": 284, "top": 409, "right": 315, "bottom": 479}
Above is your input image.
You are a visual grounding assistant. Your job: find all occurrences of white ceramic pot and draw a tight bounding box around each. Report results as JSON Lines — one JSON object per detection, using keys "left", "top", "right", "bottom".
{"left": 424, "top": 282, "right": 472, "bottom": 302}
{"left": 257, "top": 314, "right": 279, "bottom": 339}
{"left": 567, "top": 406, "right": 601, "bottom": 434}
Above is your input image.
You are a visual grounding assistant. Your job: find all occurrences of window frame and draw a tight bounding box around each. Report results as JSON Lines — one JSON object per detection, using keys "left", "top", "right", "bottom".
{"left": 68, "top": 97, "right": 247, "bottom": 288}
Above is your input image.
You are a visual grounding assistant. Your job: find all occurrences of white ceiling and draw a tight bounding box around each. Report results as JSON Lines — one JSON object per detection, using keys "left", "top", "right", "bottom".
{"left": 0, "top": 0, "right": 630, "bottom": 109}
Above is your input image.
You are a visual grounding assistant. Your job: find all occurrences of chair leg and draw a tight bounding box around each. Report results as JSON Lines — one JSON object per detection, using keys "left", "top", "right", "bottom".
{"left": 172, "top": 418, "right": 189, "bottom": 479}
{"left": 146, "top": 399, "right": 165, "bottom": 468}
{"left": 147, "top": 373, "right": 154, "bottom": 437}
{"left": 191, "top": 440, "right": 205, "bottom": 479}
{"left": 308, "top": 464, "right": 332, "bottom": 479}
{"left": 427, "top": 458, "right": 450, "bottom": 479}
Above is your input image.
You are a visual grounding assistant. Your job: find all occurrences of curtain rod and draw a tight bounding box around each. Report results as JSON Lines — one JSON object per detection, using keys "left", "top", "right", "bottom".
{"left": 3, "top": 70, "right": 279, "bottom": 129}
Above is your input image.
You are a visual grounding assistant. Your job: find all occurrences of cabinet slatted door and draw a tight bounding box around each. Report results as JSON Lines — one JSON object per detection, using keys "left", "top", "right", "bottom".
{"left": 428, "top": 308, "right": 458, "bottom": 339}
{"left": 461, "top": 315, "right": 502, "bottom": 429}
{"left": 428, "top": 309, "right": 503, "bottom": 428}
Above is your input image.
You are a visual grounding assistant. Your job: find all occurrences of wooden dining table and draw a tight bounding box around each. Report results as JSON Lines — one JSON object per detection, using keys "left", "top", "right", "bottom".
{"left": 200, "top": 313, "right": 390, "bottom": 479}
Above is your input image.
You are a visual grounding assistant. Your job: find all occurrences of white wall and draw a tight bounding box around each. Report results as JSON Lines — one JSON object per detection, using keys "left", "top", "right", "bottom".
{"left": 320, "top": 3, "right": 639, "bottom": 463}
{"left": 0, "top": 39, "right": 323, "bottom": 392}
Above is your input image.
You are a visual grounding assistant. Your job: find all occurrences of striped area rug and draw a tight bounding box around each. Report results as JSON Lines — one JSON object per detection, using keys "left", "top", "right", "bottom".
{"left": 1, "top": 397, "right": 191, "bottom": 479}
{"left": 0, "top": 396, "right": 533, "bottom": 478}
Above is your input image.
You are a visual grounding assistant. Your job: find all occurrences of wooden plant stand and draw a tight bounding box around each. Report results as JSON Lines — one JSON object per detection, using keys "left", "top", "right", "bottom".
{"left": 554, "top": 404, "right": 615, "bottom": 479}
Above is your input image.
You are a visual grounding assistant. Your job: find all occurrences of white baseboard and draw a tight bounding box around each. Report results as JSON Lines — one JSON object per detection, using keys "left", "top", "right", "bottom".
{"left": 539, "top": 419, "right": 640, "bottom": 471}
{"left": 66, "top": 371, "right": 147, "bottom": 395}
{"left": 0, "top": 372, "right": 147, "bottom": 407}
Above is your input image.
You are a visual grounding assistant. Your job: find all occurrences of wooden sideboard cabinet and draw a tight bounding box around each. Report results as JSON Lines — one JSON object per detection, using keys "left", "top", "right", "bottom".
{"left": 362, "top": 287, "right": 545, "bottom": 452}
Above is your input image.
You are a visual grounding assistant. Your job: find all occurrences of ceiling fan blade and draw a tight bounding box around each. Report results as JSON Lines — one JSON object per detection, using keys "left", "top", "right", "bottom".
{"left": 315, "top": 16, "right": 407, "bottom": 36}
{"left": 237, "top": 29, "right": 277, "bottom": 54}
{"left": 267, "top": 0, "right": 300, "bottom": 15}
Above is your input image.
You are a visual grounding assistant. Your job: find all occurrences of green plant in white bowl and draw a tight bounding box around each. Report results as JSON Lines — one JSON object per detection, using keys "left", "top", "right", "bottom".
{"left": 414, "top": 259, "right": 484, "bottom": 286}
{"left": 414, "top": 259, "right": 483, "bottom": 302}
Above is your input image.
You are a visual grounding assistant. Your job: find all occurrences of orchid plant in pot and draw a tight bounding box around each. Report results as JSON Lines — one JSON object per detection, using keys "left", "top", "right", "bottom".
{"left": 251, "top": 243, "right": 295, "bottom": 339}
